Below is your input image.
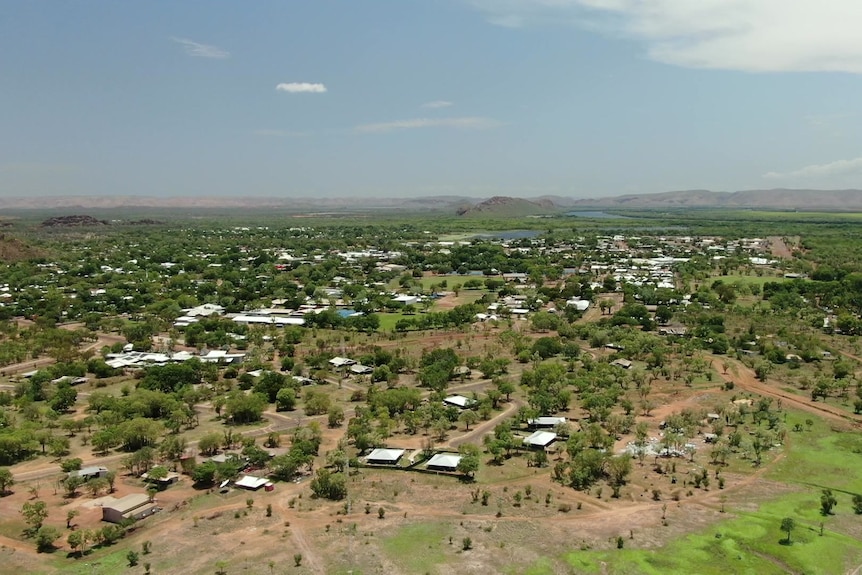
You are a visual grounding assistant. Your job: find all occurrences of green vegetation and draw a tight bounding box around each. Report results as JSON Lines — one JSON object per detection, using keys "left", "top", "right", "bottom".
{"left": 382, "top": 523, "right": 451, "bottom": 573}
{"left": 565, "top": 493, "right": 862, "bottom": 574}
{"left": 1, "top": 208, "right": 862, "bottom": 574}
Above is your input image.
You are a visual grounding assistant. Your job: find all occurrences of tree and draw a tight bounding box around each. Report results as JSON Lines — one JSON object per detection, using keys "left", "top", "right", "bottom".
{"left": 821, "top": 489, "right": 838, "bottom": 515}
{"left": 21, "top": 500, "right": 49, "bottom": 532}
{"left": 105, "top": 470, "right": 117, "bottom": 493}
{"left": 457, "top": 445, "right": 481, "bottom": 479}
{"left": 606, "top": 455, "right": 633, "bottom": 498}
{"left": 275, "top": 387, "right": 296, "bottom": 411}
{"left": 191, "top": 461, "right": 218, "bottom": 485}
{"left": 50, "top": 381, "right": 78, "bottom": 412}
{"left": 67, "top": 529, "right": 85, "bottom": 556}
{"left": 459, "top": 409, "right": 479, "bottom": 431}
{"left": 60, "top": 458, "right": 83, "bottom": 473}
{"left": 303, "top": 389, "right": 332, "bottom": 416}
{"left": 66, "top": 509, "right": 79, "bottom": 528}
{"left": 496, "top": 378, "right": 515, "bottom": 401}
{"left": 127, "top": 550, "right": 140, "bottom": 566}
{"left": 780, "top": 517, "right": 795, "bottom": 544}
{"left": 224, "top": 391, "right": 267, "bottom": 424}
{"left": 0, "top": 467, "right": 14, "bottom": 495}
{"left": 327, "top": 405, "right": 345, "bottom": 428}
{"left": 147, "top": 465, "right": 169, "bottom": 483}
{"left": 309, "top": 468, "right": 347, "bottom": 500}
{"left": 34, "top": 525, "right": 61, "bottom": 552}
{"left": 198, "top": 432, "right": 222, "bottom": 456}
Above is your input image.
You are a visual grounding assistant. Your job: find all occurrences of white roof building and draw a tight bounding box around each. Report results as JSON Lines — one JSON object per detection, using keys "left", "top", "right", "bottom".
{"left": 392, "top": 294, "right": 419, "bottom": 306}
{"left": 329, "top": 357, "right": 356, "bottom": 368}
{"left": 234, "top": 475, "right": 269, "bottom": 490}
{"left": 366, "top": 448, "right": 406, "bottom": 465}
{"left": 523, "top": 431, "right": 557, "bottom": 448}
{"left": 528, "top": 416, "right": 567, "bottom": 428}
{"left": 426, "top": 453, "right": 462, "bottom": 470}
{"left": 231, "top": 314, "right": 305, "bottom": 326}
{"left": 184, "top": 303, "right": 225, "bottom": 317}
{"left": 443, "top": 395, "right": 475, "bottom": 409}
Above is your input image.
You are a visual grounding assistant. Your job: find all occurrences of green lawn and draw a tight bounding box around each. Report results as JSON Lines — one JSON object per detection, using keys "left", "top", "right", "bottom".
{"left": 557, "top": 410, "right": 862, "bottom": 575}
{"left": 564, "top": 492, "right": 862, "bottom": 574}
{"left": 387, "top": 274, "right": 487, "bottom": 291}
{"left": 712, "top": 274, "right": 790, "bottom": 286}
{"left": 381, "top": 522, "right": 452, "bottom": 573}
{"left": 769, "top": 412, "right": 862, "bottom": 493}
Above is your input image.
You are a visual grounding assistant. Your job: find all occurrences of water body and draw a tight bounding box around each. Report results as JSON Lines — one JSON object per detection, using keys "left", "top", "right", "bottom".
{"left": 566, "top": 211, "right": 632, "bottom": 219}
{"left": 471, "top": 229, "right": 542, "bottom": 240}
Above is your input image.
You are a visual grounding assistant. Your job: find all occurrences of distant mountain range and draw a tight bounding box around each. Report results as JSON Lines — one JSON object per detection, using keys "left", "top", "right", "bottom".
{"left": 1, "top": 189, "right": 862, "bottom": 213}
{"left": 564, "top": 189, "right": 862, "bottom": 210}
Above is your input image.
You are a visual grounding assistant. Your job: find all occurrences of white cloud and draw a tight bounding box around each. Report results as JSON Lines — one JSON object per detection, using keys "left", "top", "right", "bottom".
{"left": 468, "top": 0, "right": 862, "bottom": 73}
{"left": 763, "top": 156, "right": 862, "bottom": 180}
{"left": 355, "top": 117, "right": 501, "bottom": 133}
{"left": 172, "top": 37, "right": 230, "bottom": 59}
{"left": 276, "top": 82, "right": 327, "bottom": 94}
{"left": 422, "top": 100, "right": 454, "bottom": 109}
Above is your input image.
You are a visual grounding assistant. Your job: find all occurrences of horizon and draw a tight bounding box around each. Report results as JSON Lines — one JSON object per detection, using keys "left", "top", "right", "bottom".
{"left": 3, "top": 2, "right": 862, "bottom": 198}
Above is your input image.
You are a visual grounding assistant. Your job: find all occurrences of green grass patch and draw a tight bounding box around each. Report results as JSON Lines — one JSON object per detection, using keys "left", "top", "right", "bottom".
{"left": 712, "top": 274, "right": 789, "bottom": 286}
{"left": 387, "top": 275, "right": 459, "bottom": 291}
{"left": 375, "top": 312, "right": 412, "bottom": 332}
{"left": 381, "top": 522, "right": 451, "bottom": 573}
{"left": 769, "top": 413, "right": 862, "bottom": 493}
{"left": 566, "top": 493, "right": 862, "bottom": 575}
{"left": 511, "top": 557, "right": 557, "bottom": 575}
{"left": 48, "top": 548, "right": 129, "bottom": 575}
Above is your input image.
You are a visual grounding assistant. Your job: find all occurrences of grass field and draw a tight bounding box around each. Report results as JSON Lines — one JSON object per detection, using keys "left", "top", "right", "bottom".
{"left": 769, "top": 412, "right": 862, "bottom": 493}
{"left": 562, "top": 492, "right": 862, "bottom": 575}
{"left": 387, "top": 274, "right": 489, "bottom": 291}
{"left": 712, "top": 274, "right": 790, "bottom": 286}
{"left": 546, "top": 410, "right": 862, "bottom": 575}
{"left": 381, "top": 522, "right": 452, "bottom": 573}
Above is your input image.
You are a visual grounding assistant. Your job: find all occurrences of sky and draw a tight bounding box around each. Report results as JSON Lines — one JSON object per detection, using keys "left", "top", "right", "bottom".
{"left": 3, "top": 0, "right": 862, "bottom": 199}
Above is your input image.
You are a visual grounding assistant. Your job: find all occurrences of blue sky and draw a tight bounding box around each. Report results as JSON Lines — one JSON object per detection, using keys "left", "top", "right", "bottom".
{"left": 3, "top": 0, "right": 862, "bottom": 198}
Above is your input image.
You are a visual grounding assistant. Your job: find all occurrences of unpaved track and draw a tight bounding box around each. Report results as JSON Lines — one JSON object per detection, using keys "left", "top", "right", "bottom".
{"left": 711, "top": 356, "right": 862, "bottom": 429}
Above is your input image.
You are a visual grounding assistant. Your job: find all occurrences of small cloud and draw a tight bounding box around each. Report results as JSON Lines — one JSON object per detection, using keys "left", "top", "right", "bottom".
{"left": 172, "top": 37, "right": 229, "bottom": 59}
{"left": 276, "top": 82, "right": 327, "bottom": 94}
{"left": 422, "top": 100, "right": 454, "bottom": 109}
{"left": 355, "top": 117, "right": 501, "bottom": 134}
{"left": 763, "top": 156, "right": 862, "bottom": 180}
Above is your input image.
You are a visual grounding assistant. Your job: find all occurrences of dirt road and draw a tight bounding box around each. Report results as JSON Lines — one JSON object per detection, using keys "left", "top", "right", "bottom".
{"left": 711, "top": 356, "right": 861, "bottom": 428}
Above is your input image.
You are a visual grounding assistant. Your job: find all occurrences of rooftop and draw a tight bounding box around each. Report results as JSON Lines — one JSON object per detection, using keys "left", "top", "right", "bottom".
{"left": 426, "top": 453, "right": 462, "bottom": 469}
{"left": 366, "top": 448, "right": 406, "bottom": 463}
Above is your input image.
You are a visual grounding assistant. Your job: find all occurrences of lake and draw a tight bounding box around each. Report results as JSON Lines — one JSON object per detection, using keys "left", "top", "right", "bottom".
{"left": 566, "top": 211, "right": 632, "bottom": 219}
{"left": 470, "top": 230, "right": 542, "bottom": 240}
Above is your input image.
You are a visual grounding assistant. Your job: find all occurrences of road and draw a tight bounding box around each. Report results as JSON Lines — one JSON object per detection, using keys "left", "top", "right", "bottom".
{"left": 711, "top": 355, "right": 862, "bottom": 429}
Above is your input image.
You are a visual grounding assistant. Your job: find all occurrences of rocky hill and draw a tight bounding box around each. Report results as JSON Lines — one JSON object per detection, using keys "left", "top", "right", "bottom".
{"left": 456, "top": 196, "right": 560, "bottom": 217}
{"left": 41, "top": 215, "right": 109, "bottom": 227}
{"left": 0, "top": 234, "right": 46, "bottom": 262}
